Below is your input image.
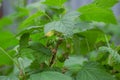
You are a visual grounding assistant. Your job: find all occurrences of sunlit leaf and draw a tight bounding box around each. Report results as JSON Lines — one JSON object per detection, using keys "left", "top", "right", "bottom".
{"left": 44, "top": 11, "right": 80, "bottom": 35}
{"left": 78, "top": 4, "right": 117, "bottom": 24}
{"left": 42, "top": 0, "right": 66, "bottom": 8}
{"left": 93, "top": 0, "right": 119, "bottom": 8}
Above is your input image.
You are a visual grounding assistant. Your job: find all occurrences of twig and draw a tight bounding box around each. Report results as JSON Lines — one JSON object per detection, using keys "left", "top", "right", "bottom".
{"left": 0, "top": 47, "right": 20, "bottom": 70}
{"left": 104, "top": 34, "right": 110, "bottom": 48}
{"left": 49, "top": 38, "right": 63, "bottom": 67}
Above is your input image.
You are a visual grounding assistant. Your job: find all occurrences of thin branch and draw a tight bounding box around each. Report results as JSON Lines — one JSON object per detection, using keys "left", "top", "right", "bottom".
{"left": 49, "top": 38, "right": 63, "bottom": 67}
{"left": 85, "top": 38, "right": 90, "bottom": 51}
{"left": 44, "top": 13, "right": 53, "bottom": 22}
{"left": 0, "top": 47, "right": 21, "bottom": 70}
{"left": 104, "top": 34, "right": 110, "bottom": 48}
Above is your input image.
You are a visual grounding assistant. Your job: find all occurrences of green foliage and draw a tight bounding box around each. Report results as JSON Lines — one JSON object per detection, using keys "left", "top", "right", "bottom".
{"left": 0, "top": 31, "right": 18, "bottom": 49}
{"left": 73, "top": 28, "right": 107, "bottom": 54}
{"left": 76, "top": 62, "right": 116, "bottom": 80}
{"left": 0, "top": 48, "right": 15, "bottom": 65}
{"left": 44, "top": 11, "right": 80, "bottom": 35}
{"left": 30, "top": 71, "right": 72, "bottom": 80}
{"left": 20, "top": 11, "right": 44, "bottom": 28}
{"left": 19, "top": 33, "right": 30, "bottom": 49}
{"left": 0, "top": 17, "right": 13, "bottom": 29}
{"left": 43, "top": 0, "right": 66, "bottom": 8}
{"left": 0, "top": 0, "right": 120, "bottom": 80}
{"left": 99, "top": 46, "right": 120, "bottom": 65}
{"left": 93, "top": 0, "right": 119, "bottom": 8}
{"left": 78, "top": 4, "right": 117, "bottom": 24}
{"left": 29, "top": 42, "right": 52, "bottom": 64}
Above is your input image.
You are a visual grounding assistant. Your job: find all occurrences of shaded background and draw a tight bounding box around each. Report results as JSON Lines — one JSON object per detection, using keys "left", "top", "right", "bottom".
{"left": 1, "top": 0, "right": 120, "bottom": 17}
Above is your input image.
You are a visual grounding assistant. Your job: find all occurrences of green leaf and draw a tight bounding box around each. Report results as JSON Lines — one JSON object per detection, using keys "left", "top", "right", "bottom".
{"left": 0, "top": 0, "right": 2, "bottom": 3}
{"left": 0, "top": 31, "right": 18, "bottom": 49}
{"left": 93, "top": 0, "right": 119, "bottom": 8}
{"left": 78, "top": 4, "right": 117, "bottom": 24}
{"left": 0, "top": 48, "right": 15, "bottom": 65}
{"left": 19, "top": 48, "right": 36, "bottom": 68}
{"left": 29, "top": 42, "right": 51, "bottom": 56}
{"left": 18, "top": 57, "right": 34, "bottom": 69}
{"left": 64, "top": 56, "right": 87, "bottom": 67}
{"left": 30, "top": 71, "right": 72, "bottom": 80}
{"left": 73, "top": 21, "right": 94, "bottom": 33}
{"left": 19, "top": 33, "right": 30, "bottom": 49}
{"left": 0, "top": 76, "right": 18, "bottom": 80}
{"left": 64, "top": 56, "right": 87, "bottom": 72}
{"left": 42, "top": 0, "right": 66, "bottom": 8}
{"left": 20, "top": 48, "right": 35, "bottom": 60}
{"left": 0, "top": 17, "right": 13, "bottom": 29}
{"left": 76, "top": 62, "right": 116, "bottom": 80}
{"left": 99, "top": 46, "right": 120, "bottom": 65}
{"left": 18, "top": 26, "right": 43, "bottom": 50}
{"left": 115, "top": 73, "right": 120, "bottom": 80}
{"left": 73, "top": 28, "right": 107, "bottom": 54}
{"left": 0, "top": 76, "right": 8, "bottom": 80}
{"left": 19, "top": 41, "right": 52, "bottom": 64}
{"left": 29, "top": 42, "right": 52, "bottom": 64}
{"left": 17, "top": 26, "right": 42, "bottom": 37}
{"left": 44, "top": 11, "right": 80, "bottom": 35}
{"left": 27, "top": 0, "right": 46, "bottom": 11}
{"left": 15, "top": 7, "right": 29, "bottom": 18}
{"left": 20, "top": 11, "right": 44, "bottom": 28}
